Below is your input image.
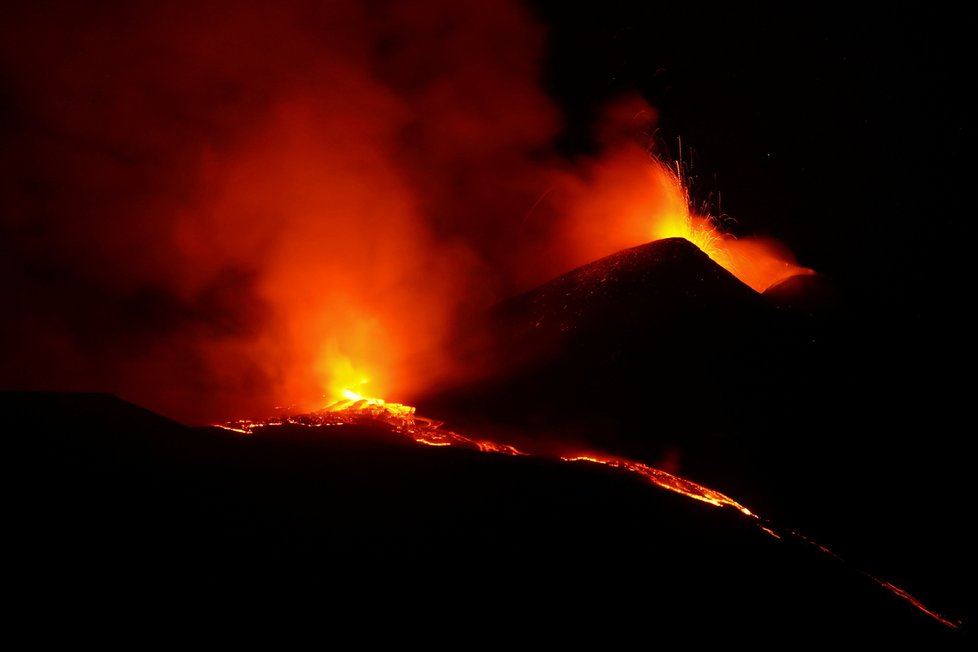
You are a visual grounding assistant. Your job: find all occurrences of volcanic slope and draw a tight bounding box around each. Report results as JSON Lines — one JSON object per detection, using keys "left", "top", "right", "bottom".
{"left": 7, "top": 391, "right": 965, "bottom": 645}
{"left": 419, "top": 237, "right": 797, "bottom": 466}
{"left": 415, "top": 236, "right": 971, "bottom": 632}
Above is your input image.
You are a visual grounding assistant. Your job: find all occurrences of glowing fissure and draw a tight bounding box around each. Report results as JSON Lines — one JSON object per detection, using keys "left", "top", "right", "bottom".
{"left": 782, "top": 528, "right": 962, "bottom": 630}
{"left": 223, "top": 398, "right": 528, "bottom": 455}
{"left": 877, "top": 582, "right": 961, "bottom": 630}
{"left": 222, "top": 399, "right": 958, "bottom": 630}
{"left": 559, "top": 454, "right": 752, "bottom": 515}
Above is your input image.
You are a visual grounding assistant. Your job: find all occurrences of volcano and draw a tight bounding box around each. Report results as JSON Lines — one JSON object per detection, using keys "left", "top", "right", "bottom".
{"left": 414, "top": 236, "right": 970, "bottom": 635}
{"left": 419, "top": 237, "right": 818, "bottom": 468}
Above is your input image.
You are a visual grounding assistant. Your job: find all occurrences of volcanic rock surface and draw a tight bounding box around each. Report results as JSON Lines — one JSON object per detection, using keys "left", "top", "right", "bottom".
{"left": 8, "top": 391, "right": 968, "bottom": 644}
{"left": 419, "top": 238, "right": 805, "bottom": 469}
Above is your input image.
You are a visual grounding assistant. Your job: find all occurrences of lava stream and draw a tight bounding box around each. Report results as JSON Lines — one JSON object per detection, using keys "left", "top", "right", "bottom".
{"left": 219, "top": 399, "right": 960, "bottom": 631}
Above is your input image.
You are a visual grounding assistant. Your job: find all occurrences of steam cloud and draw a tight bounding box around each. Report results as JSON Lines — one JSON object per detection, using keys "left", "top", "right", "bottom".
{"left": 0, "top": 0, "right": 705, "bottom": 422}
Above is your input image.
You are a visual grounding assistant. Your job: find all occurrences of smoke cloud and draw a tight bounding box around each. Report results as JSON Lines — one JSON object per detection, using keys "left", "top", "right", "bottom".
{"left": 0, "top": 0, "right": 748, "bottom": 423}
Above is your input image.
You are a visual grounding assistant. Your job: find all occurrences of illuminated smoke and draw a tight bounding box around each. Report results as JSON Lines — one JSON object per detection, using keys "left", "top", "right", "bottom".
{"left": 0, "top": 0, "right": 809, "bottom": 423}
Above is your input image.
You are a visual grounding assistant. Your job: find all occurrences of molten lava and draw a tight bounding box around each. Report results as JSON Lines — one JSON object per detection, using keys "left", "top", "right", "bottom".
{"left": 560, "top": 454, "right": 753, "bottom": 515}
{"left": 639, "top": 158, "right": 814, "bottom": 293}
{"left": 221, "top": 398, "right": 957, "bottom": 630}
{"left": 544, "top": 136, "right": 813, "bottom": 296}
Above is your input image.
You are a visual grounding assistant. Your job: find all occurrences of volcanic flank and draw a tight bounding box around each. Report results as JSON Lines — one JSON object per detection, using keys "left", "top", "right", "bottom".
{"left": 8, "top": 391, "right": 965, "bottom": 644}
{"left": 415, "top": 236, "right": 970, "bottom": 637}
{"left": 418, "top": 237, "right": 789, "bottom": 465}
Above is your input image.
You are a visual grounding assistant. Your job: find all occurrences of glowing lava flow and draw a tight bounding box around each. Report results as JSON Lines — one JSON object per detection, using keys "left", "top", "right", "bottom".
{"left": 219, "top": 398, "right": 526, "bottom": 455}
{"left": 560, "top": 454, "right": 753, "bottom": 515}
{"left": 220, "top": 398, "right": 960, "bottom": 631}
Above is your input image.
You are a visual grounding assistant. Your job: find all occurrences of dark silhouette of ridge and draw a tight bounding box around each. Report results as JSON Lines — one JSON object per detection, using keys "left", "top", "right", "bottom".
{"left": 414, "top": 238, "right": 970, "bottom": 634}
{"left": 7, "top": 390, "right": 968, "bottom": 644}
{"left": 418, "top": 238, "right": 786, "bottom": 465}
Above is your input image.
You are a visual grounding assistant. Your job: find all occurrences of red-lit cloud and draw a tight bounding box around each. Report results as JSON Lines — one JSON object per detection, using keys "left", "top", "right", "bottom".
{"left": 0, "top": 1, "right": 806, "bottom": 423}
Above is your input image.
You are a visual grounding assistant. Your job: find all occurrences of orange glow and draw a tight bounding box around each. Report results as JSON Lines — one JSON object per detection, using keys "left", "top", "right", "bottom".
{"left": 560, "top": 453, "right": 754, "bottom": 514}
{"left": 2, "top": 2, "right": 819, "bottom": 425}
{"left": 475, "top": 440, "right": 528, "bottom": 455}
{"left": 877, "top": 582, "right": 961, "bottom": 630}
{"left": 212, "top": 423, "right": 254, "bottom": 435}
{"left": 546, "top": 141, "right": 813, "bottom": 293}
{"left": 645, "top": 162, "right": 815, "bottom": 293}
{"left": 718, "top": 235, "right": 815, "bottom": 293}
{"left": 759, "top": 526, "right": 781, "bottom": 539}
{"left": 320, "top": 349, "right": 390, "bottom": 406}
